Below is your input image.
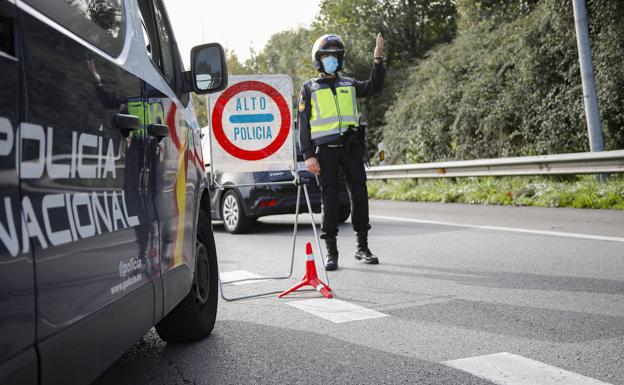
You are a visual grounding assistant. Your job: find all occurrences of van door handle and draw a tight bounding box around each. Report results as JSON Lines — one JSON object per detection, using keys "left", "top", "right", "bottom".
{"left": 148, "top": 124, "right": 169, "bottom": 142}
{"left": 114, "top": 113, "right": 141, "bottom": 136}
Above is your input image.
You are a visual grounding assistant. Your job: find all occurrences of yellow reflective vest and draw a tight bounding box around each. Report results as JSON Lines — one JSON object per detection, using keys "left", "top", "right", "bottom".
{"left": 127, "top": 100, "right": 165, "bottom": 136}
{"left": 309, "top": 79, "right": 359, "bottom": 141}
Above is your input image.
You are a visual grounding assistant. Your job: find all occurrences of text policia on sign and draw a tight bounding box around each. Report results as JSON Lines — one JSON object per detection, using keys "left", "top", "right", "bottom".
{"left": 231, "top": 96, "right": 274, "bottom": 141}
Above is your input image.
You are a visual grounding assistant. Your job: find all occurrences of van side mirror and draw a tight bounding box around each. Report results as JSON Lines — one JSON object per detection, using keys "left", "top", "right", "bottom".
{"left": 189, "top": 43, "right": 228, "bottom": 94}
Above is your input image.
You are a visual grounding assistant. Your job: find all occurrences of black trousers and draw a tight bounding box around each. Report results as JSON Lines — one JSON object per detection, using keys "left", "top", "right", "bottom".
{"left": 317, "top": 142, "right": 371, "bottom": 239}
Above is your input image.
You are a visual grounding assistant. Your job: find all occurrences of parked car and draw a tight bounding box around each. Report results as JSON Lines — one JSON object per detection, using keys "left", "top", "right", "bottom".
{"left": 208, "top": 145, "right": 351, "bottom": 233}
{"left": 0, "top": 1, "right": 224, "bottom": 384}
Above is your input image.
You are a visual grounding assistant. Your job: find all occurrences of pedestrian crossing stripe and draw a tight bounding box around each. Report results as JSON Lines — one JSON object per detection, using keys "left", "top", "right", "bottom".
{"left": 286, "top": 298, "right": 388, "bottom": 323}
{"left": 444, "top": 352, "right": 613, "bottom": 385}
{"left": 220, "top": 270, "right": 269, "bottom": 285}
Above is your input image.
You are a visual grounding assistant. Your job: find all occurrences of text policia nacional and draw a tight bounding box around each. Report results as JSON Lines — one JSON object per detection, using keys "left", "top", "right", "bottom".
{"left": 0, "top": 117, "right": 140, "bottom": 258}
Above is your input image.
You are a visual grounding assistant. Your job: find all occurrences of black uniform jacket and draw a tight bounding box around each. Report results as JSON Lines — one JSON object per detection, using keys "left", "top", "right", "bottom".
{"left": 297, "top": 62, "right": 385, "bottom": 160}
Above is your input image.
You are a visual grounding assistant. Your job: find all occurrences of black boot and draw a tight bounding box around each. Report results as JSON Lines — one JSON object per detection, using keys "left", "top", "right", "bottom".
{"left": 354, "top": 232, "right": 379, "bottom": 264}
{"left": 324, "top": 238, "right": 339, "bottom": 271}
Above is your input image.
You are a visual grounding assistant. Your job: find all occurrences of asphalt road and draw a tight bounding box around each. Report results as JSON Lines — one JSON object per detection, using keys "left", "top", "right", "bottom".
{"left": 95, "top": 200, "right": 624, "bottom": 385}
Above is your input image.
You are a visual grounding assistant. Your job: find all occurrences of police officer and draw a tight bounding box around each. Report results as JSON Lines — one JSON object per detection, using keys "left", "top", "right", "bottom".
{"left": 298, "top": 33, "right": 385, "bottom": 271}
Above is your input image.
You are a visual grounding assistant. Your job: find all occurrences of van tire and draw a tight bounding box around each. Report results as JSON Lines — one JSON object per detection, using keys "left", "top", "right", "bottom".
{"left": 155, "top": 210, "right": 218, "bottom": 342}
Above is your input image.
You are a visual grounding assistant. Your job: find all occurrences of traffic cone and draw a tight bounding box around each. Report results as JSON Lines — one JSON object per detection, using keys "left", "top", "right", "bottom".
{"left": 279, "top": 242, "right": 332, "bottom": 299}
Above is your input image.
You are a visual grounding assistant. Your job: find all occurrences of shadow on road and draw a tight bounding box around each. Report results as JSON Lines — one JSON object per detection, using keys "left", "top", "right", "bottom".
{"left": 94, "top": 322, "right": 496, "bottom": 385}
{"left": 389, "top": 298, "right": 624, "bottom": 343}
{"left": 358, "top": 263, "right": 624, "bottom": 295}
{"left": 339, "top": 263, "right": 624, "bottom": 343}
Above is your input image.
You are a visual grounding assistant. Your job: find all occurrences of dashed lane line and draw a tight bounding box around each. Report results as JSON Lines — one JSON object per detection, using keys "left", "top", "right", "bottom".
{"left": 286, "top": 298, "right": 389, "bottom": 323}
{"left": 371, "top": 215, "right": 624, "bottom": 243}
{"left": 444, "top": 352, "right": 613, "bottom": 385}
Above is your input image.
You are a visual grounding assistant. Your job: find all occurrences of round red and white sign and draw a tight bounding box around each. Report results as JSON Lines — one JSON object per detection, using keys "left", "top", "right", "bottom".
{"left": 211, "top": 80, "right": 291, "bottom": 161}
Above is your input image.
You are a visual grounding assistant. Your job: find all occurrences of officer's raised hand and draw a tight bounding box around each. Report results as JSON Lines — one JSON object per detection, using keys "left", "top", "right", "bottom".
{"left": 306, "top": 157, "right": 321, "bottom": 175}
{"left": 374, "top": 33, "right": 384, "bottom": 62}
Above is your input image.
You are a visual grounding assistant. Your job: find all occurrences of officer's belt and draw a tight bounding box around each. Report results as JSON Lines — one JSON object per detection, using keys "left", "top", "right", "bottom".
{"left": 320, "top": 128, "right": 358, "bottom": 149}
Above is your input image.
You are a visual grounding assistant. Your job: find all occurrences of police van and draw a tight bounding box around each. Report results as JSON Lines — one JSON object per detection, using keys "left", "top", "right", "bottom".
{"left": 0, "top": 1, "right": 226, "bottom": 384}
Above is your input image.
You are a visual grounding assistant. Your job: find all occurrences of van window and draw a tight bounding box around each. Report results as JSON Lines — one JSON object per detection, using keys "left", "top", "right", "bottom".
{"left": 139, "top": 16, "right": 156, "bottom": 63}
{"left": 137, "top": 0, "right": 175, "bottom": 86}
{"left": 152, "top": 0, "right": 175, "bottom": 85}
{"left": 0, "top": 15, "right": 15, "bottom": 58}
{"left": 23, "top": 0, "right": 125, "bottom": 56}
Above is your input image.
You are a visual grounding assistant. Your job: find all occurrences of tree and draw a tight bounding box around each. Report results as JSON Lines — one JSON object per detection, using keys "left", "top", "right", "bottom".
{"left": 382, "top": 0, "right": 624, "bottom": 164}
{"left": 312, "top": 0, "right": 457, "bottom": 156}
{"left": 455, "top": 0, "right": 539, "bottom": 30}
{"left": 314, "top": 0, "right": 457, "bottom": 73}
{"left": 247, "top": 27, "right": 318, "bottom": 93}
{"left": 225, "top": 49, "right": 253, "bottom": 76}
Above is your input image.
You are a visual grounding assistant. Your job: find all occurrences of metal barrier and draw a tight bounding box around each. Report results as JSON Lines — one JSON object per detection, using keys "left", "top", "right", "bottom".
{"left": 365, "top": 150, "right": 624, "bottom": 179}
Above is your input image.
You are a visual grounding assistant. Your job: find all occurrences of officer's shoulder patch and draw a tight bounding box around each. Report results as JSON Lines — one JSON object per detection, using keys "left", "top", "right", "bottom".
{"left": 311, "top": 82, "right": 320, "bottom": 91}
{"left": 298, "top": 92, "right": 306, "bottom": 112}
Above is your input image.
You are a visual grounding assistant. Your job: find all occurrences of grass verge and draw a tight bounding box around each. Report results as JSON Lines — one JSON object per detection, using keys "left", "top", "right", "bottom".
{"left": 367, "top": 175, "right": 624, "bottom": 210}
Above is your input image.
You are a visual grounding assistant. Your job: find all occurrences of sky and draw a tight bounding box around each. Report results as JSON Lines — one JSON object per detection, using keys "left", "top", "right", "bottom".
{"left": 163, "top": 0, "right": 322, "bottom": 69}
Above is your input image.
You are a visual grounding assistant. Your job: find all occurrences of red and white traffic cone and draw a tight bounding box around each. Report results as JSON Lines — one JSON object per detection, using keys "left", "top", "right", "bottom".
{"left": 278, "top": 242, "right": 332, "bottom": 299}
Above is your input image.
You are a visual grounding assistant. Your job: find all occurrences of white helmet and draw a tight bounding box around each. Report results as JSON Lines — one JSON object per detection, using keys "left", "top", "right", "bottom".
{"left": 311, "top": 34, "right": 345, "bottom": 72}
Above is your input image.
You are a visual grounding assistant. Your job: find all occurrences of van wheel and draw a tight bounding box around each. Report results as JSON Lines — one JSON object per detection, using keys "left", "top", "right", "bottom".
{"left": 338, "top": 204, "right": 351, "bottom": 223}
{"left": 155, "top": 210, "right": 218, "bottom": 342}
{"left": 221, "top": 190, "right": 252, "bottom": 233}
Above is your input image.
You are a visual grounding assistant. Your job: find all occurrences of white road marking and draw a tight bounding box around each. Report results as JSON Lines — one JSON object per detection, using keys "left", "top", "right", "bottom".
{"left": 286, "top": 298, "right": 388, "bottom": 323}
{"left": 371, "top": 215, "right": 624, "bottom": 243}
{"left": 220, "top": 270, "right": 269, "bottom": 286}
{"left": 444, "top": 352, "right": 613, "bottom": 385}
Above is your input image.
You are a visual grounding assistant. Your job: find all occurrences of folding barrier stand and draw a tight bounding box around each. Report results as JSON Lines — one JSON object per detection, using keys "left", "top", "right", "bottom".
{"left": 203, "top": 78, "right": 329, "bottom": 302}
{"left": 217, "top": 174, "right": 330, "bottom": 301}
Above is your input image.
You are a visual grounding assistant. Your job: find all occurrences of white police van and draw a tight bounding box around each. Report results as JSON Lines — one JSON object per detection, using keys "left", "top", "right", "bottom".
{"left": 0, "top": 1, "right": 226, "bottom": 383}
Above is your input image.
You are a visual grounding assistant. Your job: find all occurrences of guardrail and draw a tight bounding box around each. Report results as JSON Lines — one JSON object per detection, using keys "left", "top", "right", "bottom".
{"left": 365, "top": 150, "right": 624, "bottom": 179}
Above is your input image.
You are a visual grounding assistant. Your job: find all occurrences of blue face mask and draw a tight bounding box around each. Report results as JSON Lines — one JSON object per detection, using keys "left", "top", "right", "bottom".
{"left": 321, "top": 55, "right": 339, "bottom": 74}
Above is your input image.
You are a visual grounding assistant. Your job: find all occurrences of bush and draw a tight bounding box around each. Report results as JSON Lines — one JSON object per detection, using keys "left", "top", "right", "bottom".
{"left": 382, "top": 0, "right": 624, "bottom": 164}
{"left": 368, "top": 175, "right": 624, "bottom": 210}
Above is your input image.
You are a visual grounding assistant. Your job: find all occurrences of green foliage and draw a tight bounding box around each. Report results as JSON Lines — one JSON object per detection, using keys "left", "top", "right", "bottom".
{"left": 456, "top": 0, "right": 538, "bottom": 30}
{"left": 221, "top": 1, "right": 458, "bottom": 158}
{"left": 314, "top": 0, "right": 457, "bottom": 71}
{"left": 313, "top": 0, "right": 385, "bottom": 76}
{"left": 225, "top": 49, "right": 254, "bottom": 76}
{"left": 313, "top": 0, "right": 458, "bottom": 157}
{"left": 585, "top": 0, "right": 624, "bottom": 151}
{"left": 245, "top": 28, "right": 318, "bottom": 94}
{"left": 367, "top": 175, "right": 624, "bottom": 210}
{"left": 382, "top": 0, "right": 624, "bottom": 164}
{"left": 214, "top": 0, "right": 622, "bottom": 165}
{"left": 191, "top": 93, "right": 207, "bottom": 128}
